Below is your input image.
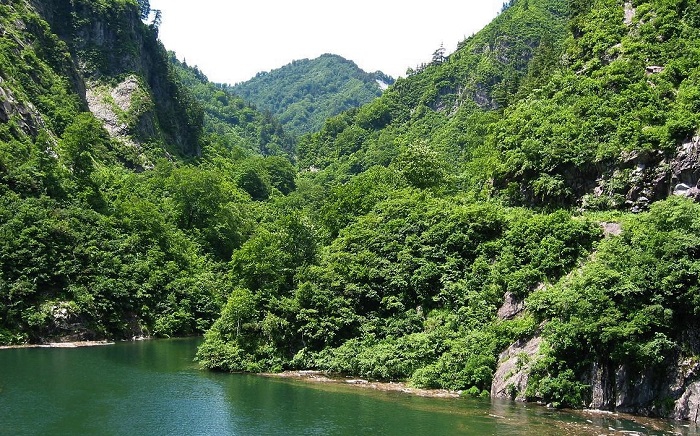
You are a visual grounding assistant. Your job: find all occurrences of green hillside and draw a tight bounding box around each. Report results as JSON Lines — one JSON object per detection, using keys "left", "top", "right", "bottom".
{"left": 198, "top": 0, "right": 700, "bottom": 419}
{"left": 230, "top": 54, "right": 394, "bottom": 136}
{"left": 0, "top": 0, "right": 296, "bottom": 343}
{"left": 3, "top": 0, "right": 700, "bottom": 421}
{"left": 171, "top": 57, "right": 295, "bottom": 157}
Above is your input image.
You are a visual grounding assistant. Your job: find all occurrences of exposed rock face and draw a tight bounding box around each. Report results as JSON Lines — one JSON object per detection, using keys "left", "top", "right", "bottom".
{"left": 492, "top": 292, "right": 540, "bottom": 401}
{"left": 600, "top": 222, "right": 622, "bottom": 237}
{"left": 0, "top": 82, "right": 43, "bottom": 137}
{"left": 497, "top": 291, "right": 525, "bottom": 320}
{"left": 624, "top": 1, "right": 636, "bottom": 26}
{"left": 645, "top": 65, "right": 665, "bottom": 75}
{"left": 491, "top": 334, "right": 542, "bottom": 401}
{"left": 494, "top": 333, "right": 700, "bottom": 422}
{"left": 640, "top": 137, "right": 700, "bottom": 204}
{"left": 613, "top": 364, "right": 668, "bottom": 415}
{"left": 30, "top": 0, "right": 201, "bottom": 157}
{"left": 575, "top": 355, "right": 700, "bottom": 420}
{"left": 675, "top": 381, "right": 700, "bottom": 422}
{"left": 618, "top": 149, "right": 668, "bottom": 211}
{"left": 588, "top": 361, "right": 615, "bottom": 410}
{"left": 671, "top": 136, "right": 700, "bottom": 200}
{"left": 85, "top": 76, "right": 155, "bottom": 143}
{"left": 42, "top": 301, "right": 95, "bottom": 343}
{"left": 85, "top": 76, "right": 156, "bottom": 167}
{"left": 86, "top": 79, "right": 133, "bottom": 138}
{"left": 586, "top": 136, "right": 700, "bottom": 211}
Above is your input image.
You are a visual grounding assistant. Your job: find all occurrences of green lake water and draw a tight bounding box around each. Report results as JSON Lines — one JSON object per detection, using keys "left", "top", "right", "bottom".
{"left": 0, "top": 338, "right": 696, "bottom": 435}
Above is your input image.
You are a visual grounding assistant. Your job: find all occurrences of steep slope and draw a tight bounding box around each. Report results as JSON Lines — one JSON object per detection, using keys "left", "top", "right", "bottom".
{"left": 298, "top": 0, "right": 700, "bottom": 211}
{"left": 493, "top": 0, "right": 700, "bottom": 209}
{"left": 32, "top": 0, "right": 203, "bottom": 159}
{"left": 231, "top": 54, "right": 394, "bottom": 136}
{"left": 297, "top": 0, "right": 570, "bottom": 182}
{"left": 171, "top": 57, "right": 295, "bottom": 157}
{"left": 0, "top": 0, "right": 296, "bottom": 344}
{"left": 197, "top": 0, "right": 700, "bottom": 422}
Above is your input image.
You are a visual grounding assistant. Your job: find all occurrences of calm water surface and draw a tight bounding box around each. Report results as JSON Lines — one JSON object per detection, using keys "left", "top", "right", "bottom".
{"left": 0, "top": 338, "right": 696, "bottom": 435}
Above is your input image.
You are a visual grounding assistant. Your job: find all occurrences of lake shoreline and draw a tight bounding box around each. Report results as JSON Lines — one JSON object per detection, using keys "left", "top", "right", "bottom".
{"left": 261, "top": 370, "right": 461, "bottom": 398}
{"left": 0, "top": 340, "right": 115, "bottom": 349}
{"left": 261, "top": 370, "right": 695, "bottom": 433}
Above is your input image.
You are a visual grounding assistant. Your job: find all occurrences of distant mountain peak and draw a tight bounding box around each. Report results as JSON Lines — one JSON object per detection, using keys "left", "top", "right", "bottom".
{"left": 230, "top": 54, "right": 395, "bottom": 136}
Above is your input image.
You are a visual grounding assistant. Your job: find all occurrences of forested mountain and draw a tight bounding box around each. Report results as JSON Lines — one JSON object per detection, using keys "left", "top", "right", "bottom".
{"left": 3, "top": 0, "right": 700, "bottom": 423}
{"left": 230, "top": 54, "right": 394, "bottom": 136}
{"left": 170, "top": 57, "right": 295, "bottom": 157}
{"left": 198, "top": 0, "right": 700, "bottom": 421}
{"left": 0, "top": 0, "right": 296, "bottom": 343}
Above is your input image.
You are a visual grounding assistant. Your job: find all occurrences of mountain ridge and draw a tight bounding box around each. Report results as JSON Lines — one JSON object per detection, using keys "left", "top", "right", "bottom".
{"left": 230, "top": 53, "right": 394, "bottom": 136}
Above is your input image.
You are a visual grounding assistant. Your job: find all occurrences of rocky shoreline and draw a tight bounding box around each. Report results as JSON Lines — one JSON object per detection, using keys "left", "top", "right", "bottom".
{"left": 263, "top": 371, "right": 693, "bottom": 433}
{"left": 261, "top": 370, "right": 460, "bottom": 398}
{"left": 0, "top": 340, "right": 114, "bottom": 349}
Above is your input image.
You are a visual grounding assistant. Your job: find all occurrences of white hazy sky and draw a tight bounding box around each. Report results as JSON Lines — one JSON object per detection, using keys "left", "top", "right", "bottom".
{"left": 149, "top": 0, "right": 505, "bottom": 85}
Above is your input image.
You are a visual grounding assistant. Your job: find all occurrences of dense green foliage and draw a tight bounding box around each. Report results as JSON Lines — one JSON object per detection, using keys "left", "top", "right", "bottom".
{"left": 171, "top": 57, "right": 295, "bottom": 157}
{"left": 198, "top": 0, "right": 700, "bottom": 411}
{"left": 0, "top": 0, "right": 295, "bottom": 343}
{"left": 231, "top": 54, "right": 394, "bottom": 136}
{"left": 198, "top": 189, "right": 598, "bottom": 393}
{"left": 296, "top": 0, "right": 570, "bottom": 184}
{"left": 527, "top": 197, "right": 700, "bottom": 407}
{"left": 493, "top": 0, "right": 700, "bottom": 206}
{"left": 4, "top": 0, "right": 700, "bottom": 418}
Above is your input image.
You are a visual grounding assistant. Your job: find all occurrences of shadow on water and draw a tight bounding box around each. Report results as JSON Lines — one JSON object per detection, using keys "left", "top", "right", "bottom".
{"left": 0, "top": 338, "right": 697, "bottom": 436}
{"left": 210, "top": 373, "right": 699, "bottom": 436}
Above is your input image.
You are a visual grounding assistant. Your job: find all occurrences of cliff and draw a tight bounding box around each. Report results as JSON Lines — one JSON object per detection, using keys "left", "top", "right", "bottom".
{"left": 10, "top": 0, "right": 203, "bottom": 160}
{"left": 490, "top": 211, "right": 700, "bottom": 422}
{"left": 0, "top": 0, "right": 269, "bottom": 344}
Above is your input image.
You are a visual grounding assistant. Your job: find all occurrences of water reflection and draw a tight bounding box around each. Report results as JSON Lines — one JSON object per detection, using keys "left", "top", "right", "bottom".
{"left": 0, "top": 339, "right": 697, "bottom": 436}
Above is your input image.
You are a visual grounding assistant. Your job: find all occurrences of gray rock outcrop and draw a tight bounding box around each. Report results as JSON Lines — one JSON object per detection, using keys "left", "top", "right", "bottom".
{"left": 0, "top": 79, "right": 44, "bottom": 138}
{"left": 577, "top": 355, "right": 700, "bottom": 420}
{"left": 497, "top": 291, "right": 525, "bottom": 320}
{"left": 588, "top": 135, "right": 700, "bottom": 211}
{"left": 675, "top": 381, "right": 700, "bottom": 422}
{"left": 588, "top": 361, "right": 615, "bottom": 410}
{"left": 491, "top": 334, "right": 542, "bottom": 401}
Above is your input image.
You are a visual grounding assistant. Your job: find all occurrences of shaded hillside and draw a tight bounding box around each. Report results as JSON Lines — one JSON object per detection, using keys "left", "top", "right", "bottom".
{"left": 231, "top": 54, "right": 394, "bottom": 136}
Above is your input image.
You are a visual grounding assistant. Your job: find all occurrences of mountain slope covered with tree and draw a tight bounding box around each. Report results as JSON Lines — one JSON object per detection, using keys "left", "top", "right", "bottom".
{"left": 3, "top": 0, "right": 700, "bottom": 423}
{"left": 198, "top": 0, "right": 700, "bottom": 421}
{"left": 230, "top": 54, "right": 394, "bottom": 136}
{"left": 170, "top": 57, "right": 295, "bottom": 157}
{"left": 0, "top": 0, "right": 296, "bottom": 343}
